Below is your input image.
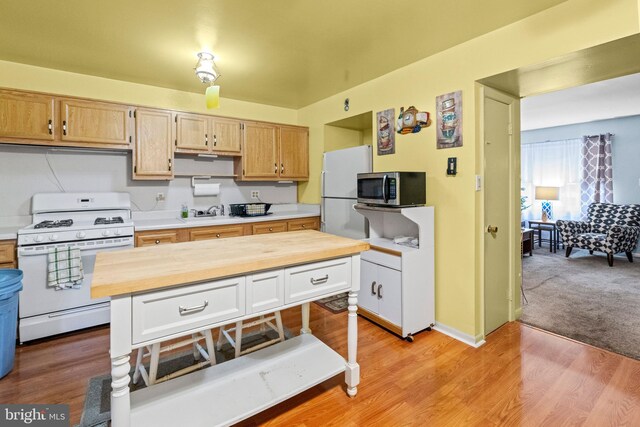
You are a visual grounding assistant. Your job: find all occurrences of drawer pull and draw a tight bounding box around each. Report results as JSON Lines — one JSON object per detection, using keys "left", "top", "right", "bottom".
{"left": 310, "top": 275, "right": 329, "bottom": 285}
{"left": 371, "top": 281, "right": 377, "bottom": 295}
{"left": 377, "top": 284, "right": 383, "bottom": 300}
{"left": 268, "top": 227, "right": 273, "bottom": 232}
{"left": 155, "top": 240, "right": 160, "bottom": 244}
{"left": 179, "top": 300, "right": 209, "bottom": 315}
{"left": 301, "top": 224, "right": 306, "bottom": 228}
{"left": 216, "top": 233, "right": 221, "bottom": 238}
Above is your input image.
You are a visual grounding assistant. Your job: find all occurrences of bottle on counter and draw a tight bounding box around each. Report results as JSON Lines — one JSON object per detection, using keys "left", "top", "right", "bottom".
{"left": 181, "top": 203, "right": 189, "bottom": 219}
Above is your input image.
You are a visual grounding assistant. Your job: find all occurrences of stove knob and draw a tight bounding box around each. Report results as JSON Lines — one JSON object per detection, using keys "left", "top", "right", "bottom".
{"left": 76, "top": 231, "right": 87, "bottom": 239}
{"left": 34, "top": 235, "right": 44, "bottom": 243}
{"left": 102, "top": 230, "right": 111, "bottom": 237}
{"left": 114, "top": 229, "right": 121, "bottom": 236}
{"left": 49, "top": 234, "right": 59, "bottom": 241}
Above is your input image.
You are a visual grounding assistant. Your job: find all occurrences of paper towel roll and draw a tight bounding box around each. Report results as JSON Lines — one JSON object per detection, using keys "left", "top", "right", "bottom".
{"left": 193, "top": 183, "right": 220, "bottom": 196}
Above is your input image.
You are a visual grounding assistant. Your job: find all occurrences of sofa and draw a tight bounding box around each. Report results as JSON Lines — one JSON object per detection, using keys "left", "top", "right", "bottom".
{"left": 556, "top": 203, "right": 640, "bottom": 266}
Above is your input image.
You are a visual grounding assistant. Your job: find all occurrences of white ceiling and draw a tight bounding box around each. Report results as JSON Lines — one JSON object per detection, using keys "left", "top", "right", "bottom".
{"left": 521, "top": 72, "right": 640, "bottom": 131}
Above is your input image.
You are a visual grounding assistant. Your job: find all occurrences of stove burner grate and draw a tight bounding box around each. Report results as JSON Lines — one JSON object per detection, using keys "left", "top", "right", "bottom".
{"left": 94, "top": 216, "right": 124, "bottom": 225}
{"left": 34, "top": 219, "right": 74, "bottom": 229}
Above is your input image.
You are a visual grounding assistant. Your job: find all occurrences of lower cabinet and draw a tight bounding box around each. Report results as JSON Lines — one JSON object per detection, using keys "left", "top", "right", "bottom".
{"left": 189, "top": 225, "right": 245, "bottom": 241}
{"left": 134, "top": 216, "right": 320, "bottom": 247}
{"left": 252, "top": 221, "right": 287, "bottom": 235}
{"left": 136, "top": 230, "right": 180, "bottom": 247}
{"left": 359, "top": 259, "right": 402, "bottom": 332}
{"left": 0, "top": 240, "right": 17, "bottom": 269}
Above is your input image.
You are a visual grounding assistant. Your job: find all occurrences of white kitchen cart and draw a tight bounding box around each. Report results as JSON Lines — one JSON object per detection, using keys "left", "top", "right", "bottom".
{"left": 92, "top": 231, "right": 368, "bottom": 427}
{"left": 354, "top": 204, "right": 434, "bottom": 341}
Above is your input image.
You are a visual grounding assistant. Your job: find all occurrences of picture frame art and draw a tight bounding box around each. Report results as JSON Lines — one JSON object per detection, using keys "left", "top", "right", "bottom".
{"left": 377, "top": 108, "right": 395, "bottom": 155}
{"left": 436, "top": 90, "right": 462, "bottom": 149}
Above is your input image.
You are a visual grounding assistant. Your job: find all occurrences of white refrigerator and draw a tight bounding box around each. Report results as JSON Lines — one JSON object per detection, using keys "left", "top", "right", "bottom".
{"left": 321, "top": 145, "right": 372, "bottom": 239}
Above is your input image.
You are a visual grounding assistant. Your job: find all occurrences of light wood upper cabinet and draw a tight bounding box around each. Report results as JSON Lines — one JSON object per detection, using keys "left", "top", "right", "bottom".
{"left": 240, "top": 122, "right": 279, "bottom": 179}
{"left": 211, "top": 117, "right": 241, "bottom": 154}
{"left": 279, "top": 126, "right": 309, "bottom": 179}
{"left": 134, "top": 108, "right": 174, "bottom": 180}
{"left": 0, "top": 90, "right": 55, "bottom": 141}
{"left": 60, "top": 99, "right": 132, "bottom": 147}
{"left": 237, "top": 123, "right": 309, "bottom": 181}
{"left": 175, "top": 113, "right": 209, "bottom": 152}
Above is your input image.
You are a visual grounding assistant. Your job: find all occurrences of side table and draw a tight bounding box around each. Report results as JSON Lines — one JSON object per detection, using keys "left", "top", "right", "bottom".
{"left": 521, "top": 228, "right": 534, "bottom": 257}
{"left": 527, "top": 220, "right": 560, "bottom": 253}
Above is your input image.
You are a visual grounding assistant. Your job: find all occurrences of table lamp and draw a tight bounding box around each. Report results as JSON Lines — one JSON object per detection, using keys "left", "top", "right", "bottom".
{"left": 535, "top": 186, "right": 560, "bottom": 222}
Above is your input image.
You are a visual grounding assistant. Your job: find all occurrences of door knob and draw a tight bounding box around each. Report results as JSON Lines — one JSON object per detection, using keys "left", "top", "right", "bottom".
{"left": 487, "top": 225, "right": 498, "bottom": 233}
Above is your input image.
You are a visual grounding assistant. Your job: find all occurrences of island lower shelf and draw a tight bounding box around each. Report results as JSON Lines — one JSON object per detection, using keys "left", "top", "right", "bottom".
{"left": 130, "top": 334, "right": 345, "bottom": 427}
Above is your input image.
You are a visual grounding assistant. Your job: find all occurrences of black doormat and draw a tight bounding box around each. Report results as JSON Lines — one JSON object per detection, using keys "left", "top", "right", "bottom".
{"left": 313, "top": 292, "right": 348, "bottom": 313}
{"left": 77, "top": 328, "right": 291, "bottom": 427}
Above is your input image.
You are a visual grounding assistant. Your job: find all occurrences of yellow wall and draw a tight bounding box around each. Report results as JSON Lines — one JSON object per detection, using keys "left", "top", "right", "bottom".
{"left": 324, "top": 126, "right": 367, "bottom": 153}
{"left": 0, "top": 60, "right": 298, "bottom": 124}
{"left": 297, "top": 0, "right": 640, "bottom": 339}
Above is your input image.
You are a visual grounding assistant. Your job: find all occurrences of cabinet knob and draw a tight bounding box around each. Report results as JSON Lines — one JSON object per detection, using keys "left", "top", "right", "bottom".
{"left": 301, "top": 224, "right": 306, "bottom": 228}
{"left": 371, "top": 281, "right": 377, "bottom": 295}
{"left": 216, "top": 233, "right": 221, "bottom": 238}
{"left": 155, "top": 240, "right": 160, "bottom": 244}
{"left": 268, "top": 227, "right": 273, "bottom": 232}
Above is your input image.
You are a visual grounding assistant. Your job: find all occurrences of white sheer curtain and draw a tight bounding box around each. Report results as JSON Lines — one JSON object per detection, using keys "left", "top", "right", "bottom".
{"left": 521, "top": 138, "right": 582, "bottom": 221}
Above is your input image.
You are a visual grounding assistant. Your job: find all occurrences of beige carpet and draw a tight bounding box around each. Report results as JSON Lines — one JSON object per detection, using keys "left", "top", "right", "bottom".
{"left": 521, "top": 247, "right": 640, "bottom": 360}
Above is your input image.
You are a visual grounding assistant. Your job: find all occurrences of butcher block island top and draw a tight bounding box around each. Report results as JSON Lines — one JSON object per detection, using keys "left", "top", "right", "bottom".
{"left": 91, "top": 230, "right": 369, "bottom": 298}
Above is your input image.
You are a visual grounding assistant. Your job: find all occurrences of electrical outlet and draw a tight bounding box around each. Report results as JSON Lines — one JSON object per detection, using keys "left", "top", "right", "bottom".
{"left": 156, "top": 192, "right": 165, "bottom": 201}
{"left": 251, "top": 190, "right": 260, "bottom": 199}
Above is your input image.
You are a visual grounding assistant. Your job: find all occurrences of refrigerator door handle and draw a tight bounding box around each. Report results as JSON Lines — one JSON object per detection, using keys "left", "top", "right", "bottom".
{"left": 320, "top": 171, "right": 326, "bottom": 232}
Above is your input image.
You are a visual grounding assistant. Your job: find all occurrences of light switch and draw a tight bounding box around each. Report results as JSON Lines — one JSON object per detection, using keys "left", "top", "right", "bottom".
{"left": 475, "top": 175, "right": 482, "bottom": 191}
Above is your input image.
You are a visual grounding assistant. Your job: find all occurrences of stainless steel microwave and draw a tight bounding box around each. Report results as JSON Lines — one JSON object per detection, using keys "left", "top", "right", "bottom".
{"left": 357, "top": 172, "right": 426, "bottom": 207}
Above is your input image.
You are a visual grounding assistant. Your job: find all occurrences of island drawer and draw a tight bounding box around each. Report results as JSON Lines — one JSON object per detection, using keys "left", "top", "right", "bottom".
{"left": 246, "top": 269, "right": 285, "bottom": 314}
{"left": 284, "top": 257, "right": 351, "bottom": 304}
{"left": 132, "top": 277, "right": 246, "bottom": 344}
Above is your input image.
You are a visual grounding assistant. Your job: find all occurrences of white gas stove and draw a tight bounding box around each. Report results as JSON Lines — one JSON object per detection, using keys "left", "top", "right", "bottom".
{"left": 17, "top": 192, "right": 134, "bottom": 342}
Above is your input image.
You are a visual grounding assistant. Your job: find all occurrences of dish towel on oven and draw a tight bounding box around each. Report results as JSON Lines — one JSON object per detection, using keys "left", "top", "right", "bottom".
{"left": 47, "top": 247, "right": 84, "bottom": 290}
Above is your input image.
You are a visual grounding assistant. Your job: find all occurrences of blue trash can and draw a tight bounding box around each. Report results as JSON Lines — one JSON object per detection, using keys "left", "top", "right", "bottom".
{"left": 0, "top": 269, "right": 23, "bottom": 379}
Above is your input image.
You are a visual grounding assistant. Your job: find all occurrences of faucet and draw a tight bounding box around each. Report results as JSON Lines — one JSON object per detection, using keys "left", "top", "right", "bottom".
{"left": 206, "top": 204, "right": 224, "bottom": 216}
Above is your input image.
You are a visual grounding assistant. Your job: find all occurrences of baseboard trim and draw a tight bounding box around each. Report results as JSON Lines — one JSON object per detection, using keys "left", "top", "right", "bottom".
{"left": 433, "top": 322, "right": 486, "bottom": 348}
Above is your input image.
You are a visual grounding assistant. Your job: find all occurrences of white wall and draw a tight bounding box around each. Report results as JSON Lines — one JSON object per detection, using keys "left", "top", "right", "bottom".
{"left": 0, "top": 144, "right": 297, "bottom": 218}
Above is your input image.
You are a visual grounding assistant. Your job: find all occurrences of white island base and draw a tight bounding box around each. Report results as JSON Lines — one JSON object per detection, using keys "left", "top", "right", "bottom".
{"left": 130, "top": 334, "right": 346, "bottom": 427}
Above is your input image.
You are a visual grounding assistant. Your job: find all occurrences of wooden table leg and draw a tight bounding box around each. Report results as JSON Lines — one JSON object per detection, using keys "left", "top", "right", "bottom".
{"left": 345, "top": 291, "right": 360, "bottom": 397}
{"left": 300, "top": 302, "right": 312, "bottom": 335}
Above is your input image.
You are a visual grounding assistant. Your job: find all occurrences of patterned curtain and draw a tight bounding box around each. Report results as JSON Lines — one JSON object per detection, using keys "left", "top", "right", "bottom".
{"left": 580, "top": 133, "right": 613, "bottom": 219}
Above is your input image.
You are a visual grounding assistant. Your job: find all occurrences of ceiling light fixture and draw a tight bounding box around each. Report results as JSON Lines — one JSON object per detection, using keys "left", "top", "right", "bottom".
{"left": 194, "top": 52, "right": 221, "bottom": 109}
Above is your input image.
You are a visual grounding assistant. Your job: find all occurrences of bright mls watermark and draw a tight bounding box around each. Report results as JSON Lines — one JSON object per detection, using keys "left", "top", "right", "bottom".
{"left": 1, "top": 404, "right": 69, "bottom": 426}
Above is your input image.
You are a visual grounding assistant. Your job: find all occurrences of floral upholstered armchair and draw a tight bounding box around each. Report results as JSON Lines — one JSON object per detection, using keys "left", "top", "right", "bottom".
{"left": 556, "top": 203, "right": 640, "bottom": 267}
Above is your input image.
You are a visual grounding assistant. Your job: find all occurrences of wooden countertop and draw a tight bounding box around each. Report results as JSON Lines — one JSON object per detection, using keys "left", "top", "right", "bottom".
{"left": 91, "top": 230, "right": 369, "bottom": 298}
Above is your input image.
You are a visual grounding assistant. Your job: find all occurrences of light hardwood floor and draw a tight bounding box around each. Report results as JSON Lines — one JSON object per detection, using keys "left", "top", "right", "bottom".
{"left": 2, "top": 305, "right": 640, "bottom": 426}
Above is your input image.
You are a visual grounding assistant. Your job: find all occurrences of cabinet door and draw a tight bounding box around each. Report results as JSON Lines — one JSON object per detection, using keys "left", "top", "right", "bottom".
{"left": 377, "top": 265, "right": 402, "bottom": 327}
{"left": 176, "top": 113, "right": 209, "bottom": 152}
{"left": 279, "top": 126, "right": 309, "bottom": 180}
{"left": 134, "top": 108, "right": 174, "bottom": 179}
{"left": 251, "top": 221, "right": 287, "bottom": 235}
{"left": 0, "top": 241, "right": 16, "bottom": 264}
{"left": 358, "top": 260, "right": 379, "bottom": 314}
{"left": 211, "top": 117, "right": 241, "bottom": 154}
{"left": 241, "top": 122, "right": 278, "bottom": 179}
{"left": 0, "top": 90, "right": 55, "bottom": 141}
{"left": 136, "top": 231, "right": 179, "bottom": 247}
{"left": 189, "top": 225, "right": 244, "bottom": 241}
{"left": 60, "top": 99, "right": 131, "bottom": 147}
